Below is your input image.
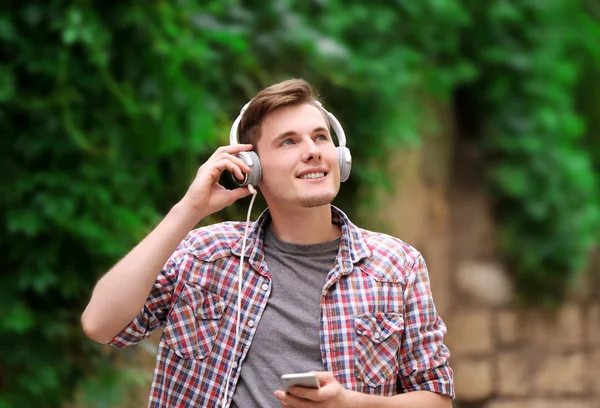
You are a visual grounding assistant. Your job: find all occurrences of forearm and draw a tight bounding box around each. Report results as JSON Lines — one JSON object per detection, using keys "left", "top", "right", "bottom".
{"left": 81, "top": 201, "right": 203, "bottom": 344}
{"left": 350, "top": 390, "right": 451, "bottom": 408}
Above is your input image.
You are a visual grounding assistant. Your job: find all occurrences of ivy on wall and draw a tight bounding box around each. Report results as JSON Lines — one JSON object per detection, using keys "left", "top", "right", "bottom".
{"left": 459, "top": 0, "right": 600, "bottom": 305}
{"left": 1, "top": 0, "right": 599, "bottom": 405}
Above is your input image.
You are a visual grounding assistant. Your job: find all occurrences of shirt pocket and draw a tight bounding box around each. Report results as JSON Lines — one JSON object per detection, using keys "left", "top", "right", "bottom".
{"left": 163, "top": 283, "right": 228, "bottom": 359}
{"left": 354, "top": 312, "right": 404, "bottom": 388}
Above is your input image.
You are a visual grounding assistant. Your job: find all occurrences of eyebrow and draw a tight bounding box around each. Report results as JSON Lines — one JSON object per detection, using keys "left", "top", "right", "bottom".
{"left": 272, "top": 127, "right": 330, "bottom": 146}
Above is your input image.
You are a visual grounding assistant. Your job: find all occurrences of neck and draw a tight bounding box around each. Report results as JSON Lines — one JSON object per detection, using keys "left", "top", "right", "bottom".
{"left": 267, "top": 204, "right": 341, "bottom": 245}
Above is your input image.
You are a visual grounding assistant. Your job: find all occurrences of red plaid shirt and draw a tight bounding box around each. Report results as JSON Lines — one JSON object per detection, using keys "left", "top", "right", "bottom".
{"left": 109, "top": 206, "right": 454, "bottom": 407}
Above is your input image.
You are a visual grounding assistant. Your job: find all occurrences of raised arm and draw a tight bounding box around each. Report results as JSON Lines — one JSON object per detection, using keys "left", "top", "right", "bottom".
{"left": 81, "top": 144, "right": 254, "bottom": 344}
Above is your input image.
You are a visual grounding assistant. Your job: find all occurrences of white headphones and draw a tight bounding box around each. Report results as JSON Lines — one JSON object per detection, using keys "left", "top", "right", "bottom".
{"left": 228, "top": 100, "right": 352, "bottom": 187}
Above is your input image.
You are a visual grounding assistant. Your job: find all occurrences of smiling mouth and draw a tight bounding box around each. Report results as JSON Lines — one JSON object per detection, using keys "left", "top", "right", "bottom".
{"left": 298, "top": 172, "right": 326, "bottom": 180}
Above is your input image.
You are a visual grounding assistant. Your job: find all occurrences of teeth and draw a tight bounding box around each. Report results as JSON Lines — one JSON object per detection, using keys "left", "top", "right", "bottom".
{"left": 300, "top": 172, "right": 325, "bottom": 179}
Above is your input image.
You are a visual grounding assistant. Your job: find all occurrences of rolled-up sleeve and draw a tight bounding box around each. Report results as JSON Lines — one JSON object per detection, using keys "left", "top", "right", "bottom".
{"left": 398, "top": 254, "right": 455, "bottom": 398}
{"left": 108, "top": 244, "right": 189, "bottom": 349}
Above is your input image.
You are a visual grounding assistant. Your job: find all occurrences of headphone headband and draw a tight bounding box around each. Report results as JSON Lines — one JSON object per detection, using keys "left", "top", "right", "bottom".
{"left": 229, "top": 101, "right": 251, "bottom": 146}
{"left": 229, "top": 100, "right": 347, "bottom": 148}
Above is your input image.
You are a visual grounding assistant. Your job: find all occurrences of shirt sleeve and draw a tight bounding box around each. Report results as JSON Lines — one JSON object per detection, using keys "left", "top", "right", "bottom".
{"left": 398, "top": 254, "right": 455, "bottom": 398}
{"left": 107, "top": 242, "right": 190, "bottom": 349}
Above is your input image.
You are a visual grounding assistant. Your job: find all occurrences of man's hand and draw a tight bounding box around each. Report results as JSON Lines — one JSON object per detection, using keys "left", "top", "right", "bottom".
{"left": 274, "top": 371, "right": 452, "bottom": 408}
{"left": 179, "top": 144, "right": 254, "bottom": 220}
{"left": 274, "top": 371, "right": 354, "bottom": 408}
{"left": 80, "top": 144, "right": 255, "bottom": 344}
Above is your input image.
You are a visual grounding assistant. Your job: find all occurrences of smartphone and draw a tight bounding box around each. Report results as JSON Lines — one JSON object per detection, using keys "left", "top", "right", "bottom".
{"left": 280, "top": 372, "right": 320, "bottom": 392}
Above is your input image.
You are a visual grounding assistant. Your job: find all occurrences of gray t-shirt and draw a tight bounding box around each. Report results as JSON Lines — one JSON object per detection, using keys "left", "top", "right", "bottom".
{"left": 231, "top": 222, "right": 340, "bottom": 407}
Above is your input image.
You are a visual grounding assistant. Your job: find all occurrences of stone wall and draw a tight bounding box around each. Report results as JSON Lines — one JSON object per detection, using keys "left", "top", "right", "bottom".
{"left": 447, "top": 189, "right": 600, "bottom": 408}
{"left": 371, "top": 101, "right": 600, "bottom": 407}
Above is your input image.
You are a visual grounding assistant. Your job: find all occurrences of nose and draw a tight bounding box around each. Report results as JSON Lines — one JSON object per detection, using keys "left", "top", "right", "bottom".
{"left": 301, "top": 138, "right": 321, "bottom": 162}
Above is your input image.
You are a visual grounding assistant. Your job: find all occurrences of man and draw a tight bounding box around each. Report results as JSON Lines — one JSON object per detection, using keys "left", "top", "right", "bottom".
{"left": 81, "top": 79, "right": 454, "bottom": 407}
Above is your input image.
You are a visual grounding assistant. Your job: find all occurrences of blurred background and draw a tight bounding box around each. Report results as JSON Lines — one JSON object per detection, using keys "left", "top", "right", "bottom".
{"left": 2, "top": 1, "right": 600, "bottom": 407}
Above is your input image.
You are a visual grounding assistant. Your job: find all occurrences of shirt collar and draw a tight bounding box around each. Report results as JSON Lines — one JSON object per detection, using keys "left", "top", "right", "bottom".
{"left": 230, "top": 205, "right": 371, "bottom": 272}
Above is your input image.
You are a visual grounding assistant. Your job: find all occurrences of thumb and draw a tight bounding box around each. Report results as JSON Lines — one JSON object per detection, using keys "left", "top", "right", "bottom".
{"left": 229, "top": 186, "right": 253, "bottom": 203}
{"left": 313, "top": 371, "right": 335, "bottom": 385}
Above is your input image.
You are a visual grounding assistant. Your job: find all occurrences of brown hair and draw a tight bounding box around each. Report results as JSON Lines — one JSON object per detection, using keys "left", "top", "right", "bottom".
{"left": 238, "top": 79, "right": 326, "bottom": 147}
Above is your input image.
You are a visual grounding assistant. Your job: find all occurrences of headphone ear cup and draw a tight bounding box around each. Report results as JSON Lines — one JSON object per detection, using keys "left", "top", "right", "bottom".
{"left": 337, "top": 147, "right": 352, "bottom": 183}
{"left": 232, "top": 151, "right": 262, "bottom": 187}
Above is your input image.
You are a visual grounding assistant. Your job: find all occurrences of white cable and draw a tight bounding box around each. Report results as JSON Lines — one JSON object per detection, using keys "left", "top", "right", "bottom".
{"left": 221, "top": 184, "right": 257, "bottom": 407}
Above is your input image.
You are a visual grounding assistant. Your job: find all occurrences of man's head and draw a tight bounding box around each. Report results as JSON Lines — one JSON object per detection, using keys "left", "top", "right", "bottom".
{"left": 238, "top": 79, "right": 328, "bottom": 149}
{"left": 238, "top": 79, "right": 341, "bottom": 209}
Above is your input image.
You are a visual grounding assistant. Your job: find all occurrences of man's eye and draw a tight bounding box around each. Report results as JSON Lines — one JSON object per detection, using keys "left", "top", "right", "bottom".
{"left": 316, "top": 134, "right": 328, "bottom": 141}
{"left": 281, "top": 139, "right": 294, "bottom": 146}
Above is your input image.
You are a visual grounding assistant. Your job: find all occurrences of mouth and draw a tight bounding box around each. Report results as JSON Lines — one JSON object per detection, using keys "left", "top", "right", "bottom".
{"left": 297, "top": 171, "right": 327, "bottom": 180}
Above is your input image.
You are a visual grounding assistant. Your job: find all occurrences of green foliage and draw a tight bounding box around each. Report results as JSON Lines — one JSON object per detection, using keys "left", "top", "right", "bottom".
{"left": 459, "top": 0, "right": 600, "bottom": 305}
{"left": 2, "top": 0, "right": 600, "bottom": 406}
{"left": 0, "top": 2, "right": 255, "bottom": 406}
{"left": 0, "top": 1, "right": 469, "bottom": 406}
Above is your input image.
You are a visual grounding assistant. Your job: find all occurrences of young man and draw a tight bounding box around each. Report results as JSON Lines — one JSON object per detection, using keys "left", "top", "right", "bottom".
{"left": 81, "top": 79, "right": 454, "bottom": 407}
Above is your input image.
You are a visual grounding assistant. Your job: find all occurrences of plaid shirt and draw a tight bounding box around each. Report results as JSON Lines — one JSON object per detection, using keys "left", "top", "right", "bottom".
{"left": 109, "top": 206, "right": 454, "bottom": 407}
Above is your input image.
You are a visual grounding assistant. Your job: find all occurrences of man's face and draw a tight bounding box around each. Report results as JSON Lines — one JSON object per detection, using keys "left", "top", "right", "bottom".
{"left": 256, "top": 103, "right": 341, "bottom": 210}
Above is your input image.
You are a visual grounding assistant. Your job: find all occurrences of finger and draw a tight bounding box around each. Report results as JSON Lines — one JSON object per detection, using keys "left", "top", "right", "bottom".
{"left": 274, "top": 390, "right": 290, "bottom": 407}
{"left": 226, "top": 186, "right": 253, "bottom": 205}
{"left": 212, "top": 144, "right": 253, "bottom": 158}
{"left": 291, "top": 372, "right": 335, "bottom": 402}
{"left": 211, "top": 158, "right": 246, "bottom": 181}
{"left": 288, "top": 386, "right": 322, "bottom": 402}
{"left": 207, "top": 153, "right": 252, "bottom": 179}
{"left": 276, "top": 391, "right": 308, "bottom": 408}
{"left": 215, "top": 152, "right": 253, "bottom": 174}
{"left": 313, "top": 371, "right": 334, "bottom": 383}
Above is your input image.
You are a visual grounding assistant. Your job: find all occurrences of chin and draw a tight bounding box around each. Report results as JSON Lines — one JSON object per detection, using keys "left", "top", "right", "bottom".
{"left": 298, "top": 192, "right": 336, "bottom": 208}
